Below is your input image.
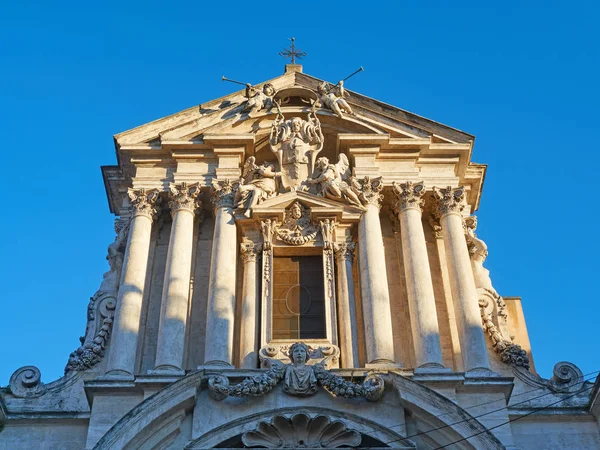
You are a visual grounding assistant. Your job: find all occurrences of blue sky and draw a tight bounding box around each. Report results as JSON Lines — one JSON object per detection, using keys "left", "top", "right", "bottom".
{"left": 0, "top": 1, "right": 598, "bottom": 384}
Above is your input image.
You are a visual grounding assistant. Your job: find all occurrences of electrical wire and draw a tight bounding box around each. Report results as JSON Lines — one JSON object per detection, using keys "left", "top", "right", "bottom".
{"left": 373, "top": 371, "right": 598, "bottom": 448}
{"left": 432, "top": 384, "right": 595, "bottom": 449}
{"left": 385, "top": 370, "right": 599, "bottom": 433}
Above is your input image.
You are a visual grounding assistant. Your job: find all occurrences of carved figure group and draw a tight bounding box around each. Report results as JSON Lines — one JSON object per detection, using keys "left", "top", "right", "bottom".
{"left": 243, "top": 83, "right": 275, "bottom": 116}
{"left": 308, "top": 154, "right": 363, "bottom": 208}
{"left": 208, "top": 341, "right": 384, "bottom": 401}
{"left": 235, "top": 156, "right": 281, "bottom": 218}
{"left": 269, "top": 110, "right": 324, "bottom": 191}
{"left": 317, "top": 81, "right": 354, "bottom": 118}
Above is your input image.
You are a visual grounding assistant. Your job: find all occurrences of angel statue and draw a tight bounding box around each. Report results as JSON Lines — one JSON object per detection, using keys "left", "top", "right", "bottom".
{"left": 234, "top": 156, "right": 281, "bottom": 218}
{"left": 308, "top": 154, "right": 363, "bottom": 208}
{"left": 316, "top": 80, "right": 354, "bottom": 118}
{"left": 243, "top": 83, "right": 275, "bottom": 116}
{"left": 269, "top": 109, "right": 324, "bottom": 192}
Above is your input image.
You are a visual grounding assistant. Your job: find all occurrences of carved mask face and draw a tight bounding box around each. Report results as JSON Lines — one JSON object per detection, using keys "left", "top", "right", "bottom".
{"left": 291, "top": 119, "right": 302, "bottom": 133}
{"left": 290, "top": 202, "right": 302, "bottom": 220}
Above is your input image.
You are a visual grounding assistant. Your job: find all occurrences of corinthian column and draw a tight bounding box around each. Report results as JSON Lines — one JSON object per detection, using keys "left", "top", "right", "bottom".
{"left": 356, "top": 177, "right": 396, "bottom": 365}
{"left": 433, "top": 186, "right": 490, "bottom": 372}
{"left": 106, "top": 188, "right": 161, "bottom": 378}
{"left": 239, "top": 239, "right": 260, "bottom": 369}
{"left": 203, "top": 179, "right": 238, "bottom": 367}
{"left": 153, "top": 183, "right": 201, "bottom": 374}
{"left": 334, "top": 243, "right": 360, "bottom": 368}
{"left": 392, "top": 181, "right": 444, "bottom": 369}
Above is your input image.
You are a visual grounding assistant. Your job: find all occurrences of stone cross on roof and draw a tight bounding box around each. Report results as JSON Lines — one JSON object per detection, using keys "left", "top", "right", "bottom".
{"left": 278, "top": 37, "right": 306, "bottom": 64}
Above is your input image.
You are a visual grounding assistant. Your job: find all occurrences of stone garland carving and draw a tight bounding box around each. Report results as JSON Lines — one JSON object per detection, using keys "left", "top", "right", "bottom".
{"left": 316, "top": 81, "right": 355, "bottom": 118}
{"left": 235, "top": 156, "right": 280, "bottom": 218}
{"left": 320, "top": 219, "right": 337, "bottom": 299}
{"left": 465, "top": 217, "right": 530, "bottom": 370}
{"left": 391, "top": 180, "right": 425, "bottom": 214}
{"left": 242, "top": 414, "right": 362, "bottom": 448}
{"left": 128, "top": 187, "right": 161, "bottom": 219}
{"left": 168, "top": 182, "right": 201, "bottom": 216}
{"left": 351, "top": 176, "right": 384, "bottom": 209}
{"left": 261, "top": 219, "right": 277, "bottom": 304}
{"left": 269, "top": 110, "right": 324, "bottom": 192}
{"left": 432, "top": 185, "right": 466, "bottom": 218}
{"left": 211, "top": 178, "right": 239, "bottom": 210}
{"left": 243, "top": 83, "right": 275, "bottom": 117}
{"left": 64, "top": 221, "right": 130, "bottom": 374}
{"left": 210, "top": 342, "right": 384, "bottom": 402}
{"left": 308, "top": 154, "right": 364, "bottom": 208}
{"left": 275, "top": 201, "right": 319, "bottom": 245}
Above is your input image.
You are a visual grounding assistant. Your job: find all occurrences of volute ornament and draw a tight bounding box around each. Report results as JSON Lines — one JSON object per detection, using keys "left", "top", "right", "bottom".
{"left": 128, "top": 187, "right": 161, "bottom": 219}
{"left": 9, "top": 366, "right": 46, "bottom": 398}
{"left": 210, "top": 178, "right": 239, "bottom": 210}
{"left": 351, "top": 176, "right": 384, "bottom": 209}
{"left": 432, "top": 185, "right": 465, "bottom": 218}
{"left": 168, "top": 182, "right": 201, "bottom": 216}
{"left": 392, "top": 180, "right": 425, "bottom": 214}
{"left": 209, "top": 342, "right": 384, "bottom": 402}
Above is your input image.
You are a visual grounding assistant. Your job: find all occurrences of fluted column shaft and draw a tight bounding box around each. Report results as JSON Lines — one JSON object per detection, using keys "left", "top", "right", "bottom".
{"left": 393, "top": 181, "right": 444, "bottom": 368}
{"left": 153, "top": 183, "right": 200, "bottom": 373}
{"left": 106, "top": 188, "right": 160, "bottom": 378}
{"left": 358, "top": 185, "right": 396, "bottom": 364}
{"left": 434, "top": 186, "right": 490, "bottom": 372}
{"left": 334, "top": 243, "right": 360, "bottom": 368}
{"left": 239, "top": 241, "right": 260, "bottom": 369}
{"left": 203, "top": 179, "right": 238, "bottom": 367}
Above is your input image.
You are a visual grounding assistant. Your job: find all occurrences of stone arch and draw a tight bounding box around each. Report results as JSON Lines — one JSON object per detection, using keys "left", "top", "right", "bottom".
{"left": 188, "top": 407, "right": 412, "bottom": 449}
{"left": 93, "top": 371, "right": 505, "bottom": 449}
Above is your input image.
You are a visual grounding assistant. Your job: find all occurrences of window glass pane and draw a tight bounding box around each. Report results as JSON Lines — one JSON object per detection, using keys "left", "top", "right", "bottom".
{"left": 272, "top": 255, "right": 326, "bottom": 339}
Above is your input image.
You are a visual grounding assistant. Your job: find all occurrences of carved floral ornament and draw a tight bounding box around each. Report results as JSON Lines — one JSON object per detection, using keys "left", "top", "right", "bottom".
{"left": 432, "top": 185, "right": 466, "bottom": 218}
{"left": 392, "top": 180, "right": 425, "bottom": 214}
{"left": 208, "top": 342, "right": 384, "bottom": 402}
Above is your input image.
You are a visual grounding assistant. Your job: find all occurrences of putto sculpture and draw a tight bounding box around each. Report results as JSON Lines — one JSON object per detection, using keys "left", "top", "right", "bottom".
{"left": 317, "top": 81, "right": 354, "bottom": 118}
{"left": 243, "top": 82, "right": 276, "bottom": 116}
{"left": 208, "top": 342, "right": 385, "bottom": 401}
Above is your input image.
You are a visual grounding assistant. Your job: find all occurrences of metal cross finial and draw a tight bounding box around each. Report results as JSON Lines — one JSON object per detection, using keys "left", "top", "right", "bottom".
{"left": 279, "top": 37, "right": 306, "bottom": 64}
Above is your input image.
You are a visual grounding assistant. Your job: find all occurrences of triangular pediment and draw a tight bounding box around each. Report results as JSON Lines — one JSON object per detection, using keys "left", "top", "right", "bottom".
{"left": 250, "top": 191, "right": 364, "bottom": 222}
{"left": 113, "top": 69, "right": 473, "bottom": 150}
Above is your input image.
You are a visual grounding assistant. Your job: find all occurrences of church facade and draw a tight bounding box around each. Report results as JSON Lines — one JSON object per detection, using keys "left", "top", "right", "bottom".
{"left": 1, "top": 64, "right": 599, "bottom": 449}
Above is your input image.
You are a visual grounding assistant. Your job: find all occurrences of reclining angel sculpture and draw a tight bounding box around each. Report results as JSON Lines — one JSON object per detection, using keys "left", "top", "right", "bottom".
{"left": 234, "top": 156, "right": 281, "bottom": 218}
{"left": 308, "top": 154, "right": 364, "bottom": 208}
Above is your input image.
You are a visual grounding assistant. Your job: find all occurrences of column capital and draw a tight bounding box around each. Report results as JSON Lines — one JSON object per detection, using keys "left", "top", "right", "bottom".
{"left": 334, "top": 242, "right": 356, "bottom": 263}
{"left": 433, "top": 186, "right": 466, "bottom": 218}
{"left": 168, "top": 182, "right": 201, "bottom": 217}
{"left": 210, "top": 178, "right": 239, "bottom": 210}
{"left": 240, "top": 239, "right": 261, "bottom": 264}
{"left": 392, "top": 181, "right": 425, "bottom": 214}
{"left": 128, "top": 188, "right": 161, "bottom": 220}
{"left": 353, "top": 176, "right": 384, "bottom": 209}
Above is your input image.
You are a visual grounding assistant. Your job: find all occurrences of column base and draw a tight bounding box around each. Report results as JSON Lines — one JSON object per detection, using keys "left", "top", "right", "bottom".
{"left": 365, "top": 361, "right": 403, "bottom": 370}
{"left": 414, "top": 365, "right": 453, "bottom": 375}
{"left": 100, "top": 369, "right": 135, "bottom": 381}
{"left": 148, "top": 365, "right": 186, "bottom": 376}
{"left": 198, "top": 361, "right": 235, "bottom": 370}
